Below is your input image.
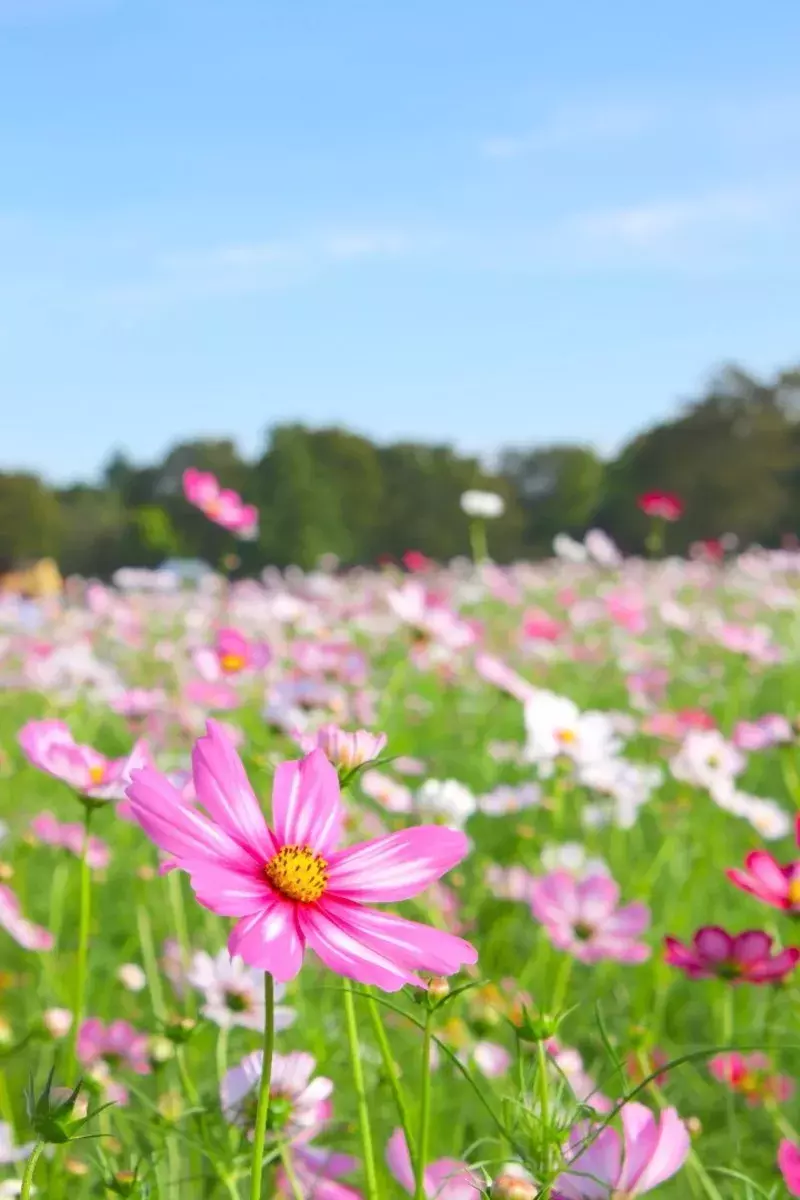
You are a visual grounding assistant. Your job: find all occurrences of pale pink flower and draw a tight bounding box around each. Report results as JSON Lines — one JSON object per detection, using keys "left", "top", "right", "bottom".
{"left": 546, "top": 1038, "right": 612, "bottom": 1113}
{"left": 529, "top": 872, "right": 650, "bottom": 964}
{"left": 732, "top": 714, "right": 793, "bottom": 751}
{"left": 43, "top": 1007, "right": 73, "bottom": 1039}
{"left": 18, "top": 720, "right": 149, "bottom": 803}
{"left": 0, "top": 884, "right": 53, "bottom": 951}
{"left": 474, "top": 653, "right": 536, "bottom": 703}
{"left": 221, "top": 1050, "right": 331, "bottom": 1136}
{"left": 473, "top": 1041, "right": 511, "bottom": 1078}
{"left": 555, "top": 1102, "right": 690, "bottom": 1197}
{"left": 109, "top": 688, "right": 167, "bottom": 718}
{"left": 294, "top": 724, "right": 388, "bottom": 772}
{"left": 77, "top": 1017, "right": 151, "bottom": 1075}
{"left": 117, "top": 963, "right": 147, "bottom": 992}
{"left": 521, "top": 608, "right": 563, "bottom": 643}
{"left": 30, "top": 811, "right": 110, "bottom": 870}
{"left": 183, "top": 468, "right": 258, "bottom": 539}
{"left": 386, "top": 1128, "right": 482, "bottom": 1198}
{"left": 126, "top": 720, "right": 476, "bottom": 990}
{"left": 360, "top": 769, "right": 413, "bottom": 812}
{"left": 186, "top": 948, "right": 295, "bottom": 1031}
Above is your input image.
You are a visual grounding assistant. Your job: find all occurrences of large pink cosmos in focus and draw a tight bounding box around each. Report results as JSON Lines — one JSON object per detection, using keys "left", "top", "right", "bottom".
{"left": 126, "top": 720, "right": 477, "bottom": 990}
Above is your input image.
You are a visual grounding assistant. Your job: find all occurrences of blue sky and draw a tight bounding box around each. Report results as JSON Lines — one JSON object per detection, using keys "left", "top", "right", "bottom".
{"left": 2, "top": 0, "right": 799, "bottom": 483}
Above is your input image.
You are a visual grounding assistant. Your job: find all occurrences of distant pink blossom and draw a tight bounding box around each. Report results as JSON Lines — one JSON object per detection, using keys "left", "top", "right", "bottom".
{"left": 126, "top": 720, "right": 476, "bottom": 990}
{"left": 294, "top": 724, "right": 387, "bottom": 772}
{"left": 709, "top": 1052, "right": 793, "bottom": 1106}
{"left": 182, "top": 468, "right": 258, "bottom": 539}
{"left": 77, "top": 1017, "right": 151, "bottom": 1075}
{"left": 605, "top": 588, "right": 648, "bottom": 635}
{"left": 360, "top": 769, "right": 413, "bottom": 813}
{"left": 521, "top": 608, "right": 563, "bottom": 643}
{"left": 109, "top": 688, "right": 167, "bottom": 718}
{"left": 474, "top": 653, "right": 536, "bottom": 703}
{"left": 530, "top": 871, "right": 650, "bottom": 964}
{"left": 194, "top": 627, "right": 271, "bottom": 682}
{"left": 555, "top": 1102, "right": 690, "bottom": 1197}
{"left": 30, "top": 810, "right": 111, "bottom": 869}
{"left": 732, "top": 714, "right": 793, "bottom": 751}
{"left": 713, "top": 622, "right": 782, "bottom": 664}
{"left": 637, "top": 491, "right": 683, "bottom": 521}
{"left": 779, "top": 1141, "right": 800, "bottom": 1196}
{"left": 18, "top": 719, "right": 149, "bottom": 802}
{"left": 664, "top": 927, "right": 800, "bottom": 984}
{"left": 727, "top": 844, "right": 800, "bottom": 912}
{"left": 386, "top": 1128, "right": 481, "bottom": 1198}
{"left": 0, "top": 884, "right": 53, "bottom": 951}
{"left": 183, "top": 679, "right": 242, "bottom": 711}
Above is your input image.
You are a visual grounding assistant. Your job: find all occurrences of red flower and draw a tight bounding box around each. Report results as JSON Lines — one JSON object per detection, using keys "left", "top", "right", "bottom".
{"left": 663, "top": 927, "right": 799, "bottom": 984}
{"left": 709, "top": 1052, "right": 793, "bottom": 1107}
{"left": 402, "top": 550, "right": 433, "bottom": 573}
{"left": 637, "top": 491, "right": 683, "bottom": 521}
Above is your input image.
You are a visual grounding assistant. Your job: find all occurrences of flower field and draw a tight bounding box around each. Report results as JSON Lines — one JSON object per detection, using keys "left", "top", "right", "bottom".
{"left": 2, "top": 537, "right": 800, "bottom": 1197}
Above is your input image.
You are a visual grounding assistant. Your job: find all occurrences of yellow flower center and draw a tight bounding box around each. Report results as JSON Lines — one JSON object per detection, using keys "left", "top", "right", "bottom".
{"left": 788, "top": 877, "right": 800, "bottom": 907}
{"left": 265, "top": 845, "right": 328, "bottom": 903}
{"left": 88, "top": 764, "right": 105, "bottom": 785}
{"left": 220, "top": 652, "right": 246, "bottom": 674}
{"left": 556, "top": 728, "right": 576, "bottom": 744}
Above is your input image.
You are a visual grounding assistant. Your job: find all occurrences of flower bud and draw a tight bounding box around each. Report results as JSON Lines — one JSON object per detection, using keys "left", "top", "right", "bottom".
{"left": 427, "top": 977, "right": 450, "bottom": 1002}
{"left": 43, "top": 1007, "right": 73, "bottom": 1040}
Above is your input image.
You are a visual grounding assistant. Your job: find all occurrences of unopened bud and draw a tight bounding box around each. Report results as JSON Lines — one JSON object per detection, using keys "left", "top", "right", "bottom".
{"left": 165, "top": 1016, "right": 196, "bottom": 1045}
{"left": 492, "top": 1169, "right": 537, "bottom": 1199}
{"left": 515, "top": 1005, "right": 559, "bottom": 1044}
{"left": 137, "top": 865, "right": 156, "bottom": 882}
{"left": 427, "top": 977, "right": 450, "bottom": 1002}
{"left": 157, "top": 1089, "right": 183, "bottom": 1122}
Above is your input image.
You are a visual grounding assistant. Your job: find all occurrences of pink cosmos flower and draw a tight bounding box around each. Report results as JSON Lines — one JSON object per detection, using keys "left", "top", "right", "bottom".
{"left": 186, "top": 948, "right": 295, "bottom": 1032}
{"left": 278, "top": 1145, "right": 361, "bottom": 1199}
{"left": 18, "top": 719, "right": 149, "bottom": 802}
{"left": 194, "top": 627, "right": 271, "bottom": 682}
{"left": 732, "top": 714, "right": 793, "bottom": 751}
{"left": 779, "top": 1141, "right": 800, "bottom": 1196}
{"left": 529, "top": 872, "right": 651, "bottom": 964}
{"left": 521, "top": 608, "right": 563, "bottom": 643}
{"left": 709, "top": 1052, "right": 793, "bottom": 1106}
{"left": 30, "top": 810, "right": 111, "bottom": 870}
{"left": 77, "top": 1018, "right": 151, "bottom": 1075}
{"left": 474, "top": 653, "right": 536, "bottom": 704}
{"left": 294, "top": 724, "right": 388, "bottom": 772}
{"left": 663, "top": 927, "right": 800, "bottom": 984}
{"left": 727, "top": 845, "right": 800, "bottom": 912}
{"left": 182, "top": 468, "right": 258, "bottom": 539}
{"left": 0, "top": 884, "right": 53, "bottom": 951}
{"left": 386, "top": 1128, "right": 481, "bottom": 1198}
{"left": 126, "top": 720, "right": 476, "bottom": 990}
{"left": 555, "top": 1102, "right": 690, "bottom": 1197}
{"left": 605, "top": 589, "right": 648, "bottom": 635}
{"left": 222, "top": 1049, "right": 331, "bottom": 1135}
{"left": 109, "top": 688, "right": 167, "bottom": 719}
{"left": 637, "top": 491, "right": 683, "bottom": 521}
{"left": 546, "top": 1038, "right": 612, "bottom": 1114}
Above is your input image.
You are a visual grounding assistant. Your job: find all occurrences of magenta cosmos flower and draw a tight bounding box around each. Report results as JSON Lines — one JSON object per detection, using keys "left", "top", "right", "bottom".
{"left": 77, "top": 1018, "right": 151, "bottom": 1075}
{"left": 386, "top": 1129, "right": 481, "bottom": 1198}
{"left": 779, "top": 1141, "right": 800, "bottom": 1197}
{"left": 18, "top": 719, "right": 148, "bottom": 802}
{"left": 183, "top": 468, "right": 258, "bottom": 539}
{"left": 126, "top": 720, "right": 477, "bottom": 990}
{"left": 664, "top": 927, "right": 800, "bottom": 984}
{"left": 636, "top": 491, "right": 683, "bottom": 521}
{"left": 529, "top": 871, "right": 650, "bottom": 964}
{"left": 555, "top": 1102, "right": 690, "bottom": 1197}
{"left": 727, "top": 844, "right": 800, "bottom": 912}
{"left": 709, "top": 1052, "right": 793, "bottom": 1106}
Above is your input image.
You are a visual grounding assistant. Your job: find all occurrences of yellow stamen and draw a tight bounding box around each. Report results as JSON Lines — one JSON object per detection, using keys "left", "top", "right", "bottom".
{"left": 88, "top": 764, "right": 105, "bottom": 785}
{"left": 788, "top": 877, "right": 800, "bottom": 907}
{"left": 266, "top": 845, "right": 328, "bottom": 903}
{"left": 556, "top": 728, "right": 576, "bottom": 745}
{"left": 220, "top": 652, "right": 246, "bottom": 674}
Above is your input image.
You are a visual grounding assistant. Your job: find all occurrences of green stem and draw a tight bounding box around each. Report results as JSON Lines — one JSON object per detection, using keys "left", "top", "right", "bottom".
{"left": 278, "top": 1143, "right": 305, "bottom": 1200}
{"left": 249, "top": 972, "right": 275, "bottom": 1200}
{"left": 536, "top": 1038, "right": 552, "bottom": 1173}
{"left": 66, "top": 806, "right": 93, "bottom": 1078}
{"left": 551, "top": 954, "right": 574, "bottom": 1014}
{"left": 167, "top": 871, "right": 195, "bottom": 1016}
{"left": 414, "top": 1007, "right": 434, "bottom": 1200}
{"left": 136, "top": 897, "right": 166, "bottom": 1020}
{"left": 469, "top": 518, "right": 488, "bottom": 564}
{"left": 365, "top": 986, "right": 417, "bottom": 1174}
{"left": 343, "top": 979, "right": 379, "bottom": 1200}
{"left": 21, "top": 1142, "right": 44, "bottom": 1200}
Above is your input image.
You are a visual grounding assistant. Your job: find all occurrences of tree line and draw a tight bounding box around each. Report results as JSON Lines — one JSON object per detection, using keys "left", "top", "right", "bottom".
{"left": 3, "top": 363, "right": 800, "bottom": 576}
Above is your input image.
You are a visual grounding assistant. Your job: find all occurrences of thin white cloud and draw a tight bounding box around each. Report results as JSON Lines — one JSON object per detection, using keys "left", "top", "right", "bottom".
{"left": 482, "top": 103, "right": 653, "bottom": 159}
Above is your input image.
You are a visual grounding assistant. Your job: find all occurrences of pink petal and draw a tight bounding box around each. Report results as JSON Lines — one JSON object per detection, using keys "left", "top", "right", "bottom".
{"left": 616, "top": 1102, "right": 660, "bottom": 1190}
{"left": 326, "top": 826, "right": 468, "bottom": 903}
{"left": 556, "top": 1125, "right": 622, "bottom": 1198}
{"left": 126, "top": 767, "right": 256, "bottom": 872}
{"left": 299, "top": 901, "right": 420, "bottom": 992}
{"left": 745, "top": 850, "right": 793, "bottom": 896}
{"left": 192, "top": 721, "right": 276, "bottom": 860}
{"left": 693, "top": 927, "right": 734, "bottom": 962}
{"left": 603, "top": 902, "right": 651, "bottom": 938}
{"left": 629, "top": 1107, "right": 691, "bottom": 1192}
{"left": 779, "top": 1140, "right": 800, "bottom": 1196}
{"left": 227, "top": 901, "right": 304, "bottom": 983}
{"left": 732, "top": 930, "right": 773, "bottom": 963}
{"left": 187, "top": 862, "right": 275, "bottom": 917}
{"left": 426, "top": 1159, "right": 482, "bottom": 1198}
{"left": 272, "top": 750, "right": 344, "bottom": 856}
{"left": 575, "top": 875, "right": 621, "bottom": 926}
{"left": 385, "top": 1129, "right": 415, "bottom": 1194}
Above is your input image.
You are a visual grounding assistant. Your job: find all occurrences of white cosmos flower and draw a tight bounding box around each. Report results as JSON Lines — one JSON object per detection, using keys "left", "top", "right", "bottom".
{"left": 416, "top": 778, "right": 477, "bottom": 828}
{"left": 540, "top": 842, "right": 610, "bottom": 877}
{"left": 584, "top": 529, "right": 621, "bottom": 567}
{"left": 187, "top": 950, "right": 295, "bottom": 1032}
{"left": 711, "top": 782, "right": 792, "bottom": 840}
{"left": 553, "top": 533, "right": 587, "bottom": 563}
{"left": 460, "top": 490, "right": 505, "bottom": 519}
{"left": 670, "top": 730, "right": 745, "bottom": 792}
{"left": 523, "top": 691, "right": 621, "bottom": 772}
{"left": 580, "top": 758, "right": 663, "bottom": 829}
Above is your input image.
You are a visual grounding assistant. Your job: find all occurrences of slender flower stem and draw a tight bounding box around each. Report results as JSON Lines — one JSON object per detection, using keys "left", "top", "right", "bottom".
{"left": 21, "top": 1142, "right": 44, "bottom": 1200}
{"left": 469, "top": 518, "right": 488, "bottom": 564}
{"left": 551, "top": 954, "right": 574, "bottom": 1014}
{"left": 342, "top": 979, "right": 380, "bottom": 1200}
{"left": 536, "top": 1038, "right": 552, "bottom": 1173}
{"left": 278, "top": 1143, "right": 305, "bottom": 1200}
{"left": 67, "top": 805, "right": 93, "bottom": 1078}
{"left": 365, "top": 987, "right": 417, "bottom": 1176}
{"left": 136, "top": 897, "right": 166, "bottom": 1021}
{"left": 249, "top": 972, "right": 275, "bottom": 1200}
{"left": 167, "top": 870, "right": 195, "bottom": 1015}
{"left": 414, "top": 1006, "right": 434, "bottom": 1200}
